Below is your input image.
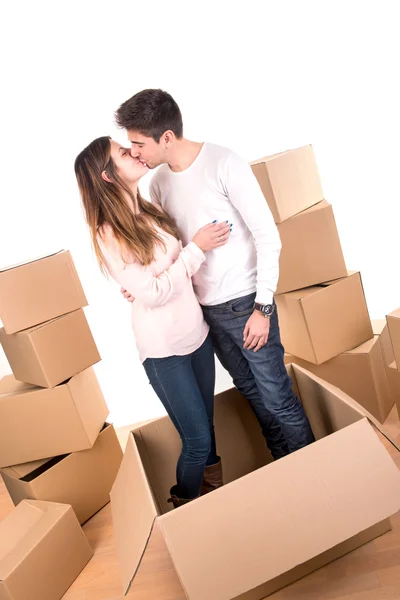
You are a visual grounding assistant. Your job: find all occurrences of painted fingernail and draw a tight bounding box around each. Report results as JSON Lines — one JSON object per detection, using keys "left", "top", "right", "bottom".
{"left": 212, "top": 220, "right": 217, "bottom": 223}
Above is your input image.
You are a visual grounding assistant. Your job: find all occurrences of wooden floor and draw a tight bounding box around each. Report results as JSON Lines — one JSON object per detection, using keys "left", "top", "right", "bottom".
{"left": 2, "top": 411, "right": 400, "bottom": 600}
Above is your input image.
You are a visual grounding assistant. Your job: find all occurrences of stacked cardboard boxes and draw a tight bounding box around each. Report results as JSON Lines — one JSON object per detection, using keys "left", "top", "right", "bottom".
{"left": 251, "top": 145, "right": 394, "bottom": 423}
{"left": 0, "top": 250, "right": 123, "bottom": 598}
{"left": 108, "top": 146, "right": 400, "bottom": 600}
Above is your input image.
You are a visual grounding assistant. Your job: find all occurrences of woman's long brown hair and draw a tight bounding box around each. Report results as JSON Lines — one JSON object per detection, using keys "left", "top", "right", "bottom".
{"left": 74, "top": 136, "right": 179, "bottom": 272}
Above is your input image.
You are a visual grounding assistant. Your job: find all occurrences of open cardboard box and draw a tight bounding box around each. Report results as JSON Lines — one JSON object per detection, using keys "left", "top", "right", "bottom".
{"left": 1, "top": 423, "right": 122, "bottom": 524}
{"left": 0, "top": 499, "right": 93, "bottom": 600}
{"left": 0, "top": 250, "right": 87, "bottom": 334}
{"left": 0, "top": 367, "right": 109, "bottom": 467}
{"left": 111, "top": 364, "right": 400, "bottom": 600}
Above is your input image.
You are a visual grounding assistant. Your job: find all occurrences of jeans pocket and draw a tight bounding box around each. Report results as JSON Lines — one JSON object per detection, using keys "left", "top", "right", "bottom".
{"left": 229, "top": 293, "right": 256, "bottom": 317}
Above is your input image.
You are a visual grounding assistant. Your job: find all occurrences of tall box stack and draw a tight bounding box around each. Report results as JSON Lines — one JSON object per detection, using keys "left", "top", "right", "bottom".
{"left": 250, "top": 146, "right": 391, "bottom": 420}
{"left": 0, "top": 251, "right": 123, "bottom": 525}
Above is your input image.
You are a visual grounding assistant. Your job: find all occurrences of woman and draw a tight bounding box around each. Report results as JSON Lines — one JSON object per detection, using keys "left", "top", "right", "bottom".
{"left": 74, "top": 137, "right": 231, "bottom": 508}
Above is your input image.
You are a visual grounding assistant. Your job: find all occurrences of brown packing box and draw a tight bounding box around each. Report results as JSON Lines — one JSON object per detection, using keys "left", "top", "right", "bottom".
{"left": 386, "top": 308, "right": 400, "bottom": 367}
{"left": 389, "top": 361, "right": 400, "bottom": 418}
{"left": 0, "top": 308, "right": 101, "bottom": 388}
{"left": 372, "top": 320, "right": 400, "bottom": 417}
{"left": 0, "top": 367, "right": 109, "bottom": 467}
{"left": 0, "top": 250, "right": 87, "bottom": 334}
{"left": 111, "top": 364, "right": 400, "bottom": 600}
{"left": 284, "top": 334, "right": 394, "bottom": 423}
{"left": 0, "top": 423, "right": 123, "bottom": 524}
{"left": 276, "top": 200, "right": 347, "bottom": 294}
{"left": 275, "top": 272, "right": 373, "bottom": 364}
{"left": 0, "top": 499, "right": 93, "bottom": 600}
{"left": 250, "top": 144, "right": 324, "bottom": 223}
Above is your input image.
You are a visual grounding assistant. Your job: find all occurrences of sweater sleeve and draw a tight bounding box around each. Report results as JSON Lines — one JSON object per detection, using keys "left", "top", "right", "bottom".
{"left": 222, "top": 151, "right": 282, "bottom": 305}
{"left": 98, "top": 226, "right": 205, "bottom": 308}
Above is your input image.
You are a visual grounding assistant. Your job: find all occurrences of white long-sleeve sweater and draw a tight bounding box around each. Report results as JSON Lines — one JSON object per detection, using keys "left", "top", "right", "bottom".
{"left": 150, "top": 142, "right": 281, "bottom": 306}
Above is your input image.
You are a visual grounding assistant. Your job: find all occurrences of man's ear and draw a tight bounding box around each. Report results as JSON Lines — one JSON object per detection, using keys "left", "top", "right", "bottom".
{"left": 101, "top": 170, "right": 113, "bottom": 183}
{"left": 163, "top": 130, "right": 175, "bottom": 149}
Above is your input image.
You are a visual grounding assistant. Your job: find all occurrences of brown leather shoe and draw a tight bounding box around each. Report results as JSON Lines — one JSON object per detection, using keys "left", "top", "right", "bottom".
{"left": 200, "top": 457, "right": 223, "bottom": 495}
{"left": 167, "top": 485, "right": 199, "bottom": 509}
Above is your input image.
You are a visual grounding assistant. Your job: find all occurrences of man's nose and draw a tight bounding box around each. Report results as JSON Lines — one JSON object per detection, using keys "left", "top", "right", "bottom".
{"left": 130, "top": 147, "right": 140, "bottom": 158}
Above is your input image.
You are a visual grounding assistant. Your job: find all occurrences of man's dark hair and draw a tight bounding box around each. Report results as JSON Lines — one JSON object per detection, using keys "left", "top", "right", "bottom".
{"left": 115, "top": 89, "right": 183, "bottom": 142}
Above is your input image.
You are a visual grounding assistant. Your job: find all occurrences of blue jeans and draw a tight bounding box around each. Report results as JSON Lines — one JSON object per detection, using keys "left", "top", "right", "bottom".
{"left": 202, "top": 293, "right": 315, "bottom": 459}
{"left": 143, "top": 334, "right": 218, "bottom": 499}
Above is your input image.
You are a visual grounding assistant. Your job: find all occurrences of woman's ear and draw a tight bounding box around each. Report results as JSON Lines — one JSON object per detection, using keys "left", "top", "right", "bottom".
{"left": 101, "top": 170, "right": 113, "bottom": 183}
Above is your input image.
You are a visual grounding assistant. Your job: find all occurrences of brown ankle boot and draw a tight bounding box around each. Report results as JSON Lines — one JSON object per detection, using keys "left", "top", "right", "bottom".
{"left": 200, "top": 457, "right": 223, "bottom": 495}
{"left": 167, "top": 485, "right": 198, "bottom": 509}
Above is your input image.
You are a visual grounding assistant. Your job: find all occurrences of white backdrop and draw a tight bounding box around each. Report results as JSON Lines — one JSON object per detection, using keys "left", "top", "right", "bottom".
{"left": 1, "top": 1, "right": 399, "bottom": 426}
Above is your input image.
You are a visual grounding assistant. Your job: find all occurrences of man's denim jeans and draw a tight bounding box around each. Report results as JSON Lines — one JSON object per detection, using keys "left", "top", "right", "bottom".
{"left": 202, "top": 293, "right": 315, "bottom": 459}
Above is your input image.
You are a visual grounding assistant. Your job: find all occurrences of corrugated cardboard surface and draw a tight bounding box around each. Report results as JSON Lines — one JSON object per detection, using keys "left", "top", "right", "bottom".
{"left": 276, "top": 200, "right": 347, "bottom": 294}
{"left": 275, "top": 272, "right": 373, "bottom": 364}
{"left": 0, "top": 499, "right": 92, "bottom": 600}
{"left": 387, "top": 308, "right": 400, "bottom": 367}
{"left": 158, "top": 419, "right": 400, "bottom": 600}
{"left": 110, "top": 434, "right": 159, "bottom": 595}
{"left": 1, "top": 423, "right": 122, "bottom": 524}
{"left": 232, "top": 519, "right": 392, "bottom": 600}
{"left": 112, "top": 364, "right": 400, "bottom": 600}
{"left": 284, "top": 335, "right": 393, "bottom": 422}
{"left": 250, "top": 145, "right": 324, "bottom": 223}
{"left": 0, "top": 367, "right": 108, "bottom": 467}
{"left": 0, "top": 250, "right": 87, "bottom": 334}
{"left": 0, "top": 309, "right": 101, "bottom": 388}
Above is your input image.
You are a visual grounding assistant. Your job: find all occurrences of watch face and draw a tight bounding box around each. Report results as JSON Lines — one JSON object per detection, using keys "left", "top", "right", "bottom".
{"left": 264, "top": 304, "right": 274, "bottom": 316}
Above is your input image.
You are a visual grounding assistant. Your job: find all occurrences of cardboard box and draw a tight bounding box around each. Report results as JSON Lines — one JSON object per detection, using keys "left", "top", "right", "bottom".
{"left": 387, "top": 308, "right": 400, "bottom": 367}
{"left": 372, "top": 320, "right": 400, "bottom": 418}
{"left": 0, "top": 367, "right": 109, "bottom": 467}
{"left": 275, "top": 272, "right": 373, "bottom": 364}
{"left": 0, "top": 499, "right": 93, "bottom": 600}
{"left": 389, "top": 362, "right": 400, "bottom": 418}
{"left": 284, "top": 335, "right": 393, "bottom": 422}
{"left": 111, "top": 364, "right": 400, "bottom": 599}
{"left": 0, "top": 250, "right": 87, "bottom": 334}
{"left": 0, "top": 308, "right": 101, "bottom": 388}
{"left": 1, "top": 423, "right": 123, "bottom": 524}
{"left": 276, "top": 200, "right": 347, "bottom": 294}
{"left": 250, "top": 145, "right": 324, "bottom": 223}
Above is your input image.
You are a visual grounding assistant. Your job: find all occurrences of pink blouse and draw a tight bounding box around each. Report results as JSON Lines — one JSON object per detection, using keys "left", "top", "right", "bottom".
{"left": 98, "top": 224, "right": 209, "bottom": 362}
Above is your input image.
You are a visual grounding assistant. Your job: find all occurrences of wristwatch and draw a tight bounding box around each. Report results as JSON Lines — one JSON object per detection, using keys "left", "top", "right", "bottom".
{"left": 253, "top": 302, "right": 275, "bottom": 318}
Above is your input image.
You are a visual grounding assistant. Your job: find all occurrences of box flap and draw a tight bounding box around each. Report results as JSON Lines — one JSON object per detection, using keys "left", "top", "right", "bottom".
{"left": 110, "top": 432, "right": 159, "bottom": 595}
{"left": 3, "top": 459, "right": 51, "bottom": 479}
{"left": 158, "top": 419, "right": 400, "bottom": 600}
{"left": 389, "top": 361, "right": 398, "bottom": 371}
{"left": 290, "top": 364, "right": 400, "bottom": 451}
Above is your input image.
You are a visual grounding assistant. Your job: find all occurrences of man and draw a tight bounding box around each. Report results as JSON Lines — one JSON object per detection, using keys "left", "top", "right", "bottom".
{"left": 115, "top": 89, "right": 314, "bottom": 458}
